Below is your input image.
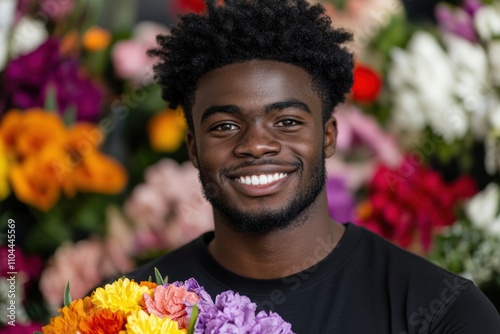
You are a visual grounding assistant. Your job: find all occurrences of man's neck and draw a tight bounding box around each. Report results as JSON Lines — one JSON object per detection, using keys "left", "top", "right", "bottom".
{"left": 208, "top": 196, "right": 346, "bottom": 279}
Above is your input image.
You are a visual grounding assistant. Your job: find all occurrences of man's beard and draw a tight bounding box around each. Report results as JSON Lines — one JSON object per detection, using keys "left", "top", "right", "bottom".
{"left": 198, "top": 151, "right": 326, "bottom": 234}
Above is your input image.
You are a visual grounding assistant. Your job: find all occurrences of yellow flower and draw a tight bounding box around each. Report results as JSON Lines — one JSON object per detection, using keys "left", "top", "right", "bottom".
{"left": 0, "top": 142, "right": 10, "bottom": 200}
{"left": 83, "top": 26, "right": 112, "bottom": 51}
{"left": 92, "top": 278, "right": 149, "bottom": 314}
{"left": 126, "top": 310, "right": 187, "bottom": 334}
{"left": 148, "top": 106, "right": 187, "bottom": 153}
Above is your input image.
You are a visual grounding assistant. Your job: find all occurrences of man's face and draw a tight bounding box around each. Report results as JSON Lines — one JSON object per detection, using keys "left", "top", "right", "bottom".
{"left": 187, "top": 60, "right": 336, "bottom": 234}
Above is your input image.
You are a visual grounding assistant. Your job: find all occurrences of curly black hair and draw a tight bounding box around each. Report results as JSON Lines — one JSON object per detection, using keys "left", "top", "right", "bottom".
{"left": 149, "top": 0, "right": 354, "bottom": 129}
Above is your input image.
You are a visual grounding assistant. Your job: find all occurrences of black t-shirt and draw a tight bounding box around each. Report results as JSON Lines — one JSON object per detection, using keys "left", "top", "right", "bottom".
{"left": 125, "top": 223, "right": 500, "bottom": 333}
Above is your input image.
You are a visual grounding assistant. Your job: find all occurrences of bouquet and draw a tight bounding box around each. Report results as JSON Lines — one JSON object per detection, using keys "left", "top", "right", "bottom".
{"left": 39, "top": 269, "right": 294, "bottom": 334}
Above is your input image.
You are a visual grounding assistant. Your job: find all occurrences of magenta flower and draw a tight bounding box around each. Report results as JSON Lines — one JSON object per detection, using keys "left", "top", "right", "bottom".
{"left": 0, "top": 246, "right": 43, "bottom": 281}
{"left": 0, "top": 322, "right": 43, "bottom": 334}
{"left": 2, "top": 38, "right": 103, "bottom": 121}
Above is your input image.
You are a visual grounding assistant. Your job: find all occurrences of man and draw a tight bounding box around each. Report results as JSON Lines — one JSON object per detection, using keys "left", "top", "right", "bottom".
{"left": 128, "top": 0, "right": 500, "bottom": 332}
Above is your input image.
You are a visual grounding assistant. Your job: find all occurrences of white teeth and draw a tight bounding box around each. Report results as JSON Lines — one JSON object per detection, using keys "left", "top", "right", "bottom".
{"left": 236, "top": 173, "right": 287, "bottom": 185}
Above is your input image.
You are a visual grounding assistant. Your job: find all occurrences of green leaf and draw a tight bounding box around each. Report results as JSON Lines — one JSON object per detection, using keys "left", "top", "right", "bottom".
{"left": 154, "top": 267, "right": 164, "bottom": 285}
{"left": 33, "top": 332, "right": 43, "bottom": 334}
{"left": 188, "top": 304, "right": 199, "bottom": 334}
{"left": 64, "top": 280, "right": 72, "bottom": 307}
{"left": 44, "top": 84, "right": 58, "bottom": 112}
{"left": 63, "top": 105, "right": 77, "bottom": 126}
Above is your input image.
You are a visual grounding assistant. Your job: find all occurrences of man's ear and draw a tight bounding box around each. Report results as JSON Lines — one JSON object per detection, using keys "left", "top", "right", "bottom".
{"left": 186, "top": 130, "right": 199, "bottom": 169}
{"left": 324, "top": 116, "right": 337, "bottom": 158}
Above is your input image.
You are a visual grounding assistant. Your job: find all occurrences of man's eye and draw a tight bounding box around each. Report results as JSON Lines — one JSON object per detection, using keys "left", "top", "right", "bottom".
{"left": 276, "top": 119, "right": 299, "bottom": 127}
{"left": 213, "top": 123, "right": 238, "bottom": 131}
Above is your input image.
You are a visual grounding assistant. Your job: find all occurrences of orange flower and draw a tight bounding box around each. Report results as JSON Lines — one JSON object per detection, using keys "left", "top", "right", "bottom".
{"left": 140, "top": 281, "right": 158, "bottom": 290}
{"left": 79, "top": 308, "right": 127, "bottom": 334}
{"left": 61, "top": 29, "right": 80, "bottom": 56}
{"left": 9, "top": 145, "right": 68, "bottom": 211}
{"left": 83, "top": 26, "right": 112, "bottom": 52}
{"left": 42, "top": 297, "right": 93, "bottom": 334}
{"left": 74, "top": 152, "right": 127, "bottom": 194}
{"left": 66, "top": 122, "right": 103, "bottom": 153}
{"left": 0, "top": 109, "right": 23, "bottom": 152}
{"left": 15, "top": 109, "right": 67, "bottom": 158}
{"left": 148, "top": 107, "right": 187, "bottom": 153}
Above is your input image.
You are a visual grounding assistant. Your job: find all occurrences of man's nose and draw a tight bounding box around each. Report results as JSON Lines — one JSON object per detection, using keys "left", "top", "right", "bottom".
{"left": 233, "top": 123, "right": 281, "bottom": 158}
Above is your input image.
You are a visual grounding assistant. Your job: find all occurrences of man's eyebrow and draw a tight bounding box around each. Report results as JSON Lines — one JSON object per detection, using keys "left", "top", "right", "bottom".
{"left": 264, "top": 100, "right": 310, "bottom": 114}
{"left": 200, "top": 99, "right": 310, "bottom": 123}
{"left": 201, "top": 105, "right": 241, "bottom": 123}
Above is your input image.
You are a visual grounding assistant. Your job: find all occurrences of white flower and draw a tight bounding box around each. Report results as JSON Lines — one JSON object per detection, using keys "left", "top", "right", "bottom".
{"left": 426, "top": 99, "right": 469, "bottom": 142}
{"left": 388, "top": 31, "right": 469, "bottom": 142}
{"left": 474, "top": 5, "right": 500, "bottom": 41}
{"left": 444, "top": 34, "right": 488, "bottom": 99}
{"left": 488, "top": 40, "right": 500, "bottom": 86}
{"left": 484, "top": 135, "right": 500, "bottom": 175}
{"left": 10, "top": 17, "right": 48, "bottom": 58}
{"left": 0, "top": 0, "right": 16, "bottom": 71}
{"left": 488, "top": 98, "right": 500, "bottom": 130}
{"left": 465, "top": 183, "right": 500, "bottom": 236}
{"left": 391, "top": 90, "right": 427, "bottom": 131}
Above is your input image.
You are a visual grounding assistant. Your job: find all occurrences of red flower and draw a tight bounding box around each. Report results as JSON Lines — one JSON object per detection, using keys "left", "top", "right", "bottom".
{"left": 169, "top": 0, "right": 225, "bottom": 15}
{"left": 351, "top": 63, "right": 382, "bottom": 103}
{"left": 356, "top": 156, "right": 477, "bottom": 251}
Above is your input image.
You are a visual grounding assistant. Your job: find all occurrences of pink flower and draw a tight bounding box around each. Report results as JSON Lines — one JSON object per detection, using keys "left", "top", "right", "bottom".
{"left": 112, "top": 22, "right": 170, "bottom": 86}
{"left": 39, "top": 235, "right": 133, "bottom": 307}
{"left": 143, "top": 285, "right": 200, "bottom": 328}
{"left": 39, "top": 0, "right": 75, "bottom": 20}
{"left": 124, "top": 159, "right": 213, "bottom": 253}
{"left": 327, "top": 104, "right": 402, "bottom": 191}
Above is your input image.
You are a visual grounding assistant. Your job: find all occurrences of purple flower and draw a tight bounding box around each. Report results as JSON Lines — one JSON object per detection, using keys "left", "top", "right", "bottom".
{"left": 435, "top": 3, "right": 478, "bottom": 42}
{"left": 326, "top": 176, "right": 356, "bottom": 223}
{"left": 193, "top": 291, "right": 295, "bottom": 334}
{"left": 463, "top": 0, "right": 483, "bottom": 16}
{"left": 249, "top": 311, "right": 294, "bottom": 334}
{"left": 183, "top": 277, "right": 213, "bottom": 303}
{"left": 2, "top": 38, "right": 103, "bottom": 121}
{"left": 194, "top": 291, "right": 257, "bottom": 333}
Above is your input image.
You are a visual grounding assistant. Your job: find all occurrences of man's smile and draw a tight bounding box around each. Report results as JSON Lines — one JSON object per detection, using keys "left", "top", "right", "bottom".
{"left": 234, "top": 172, "right": 288, "bottom": 185}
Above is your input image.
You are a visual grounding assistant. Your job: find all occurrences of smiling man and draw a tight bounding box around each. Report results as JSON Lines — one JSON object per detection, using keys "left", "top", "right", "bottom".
{"left": 126, "top": 0, "right": 500, "bottom": 332}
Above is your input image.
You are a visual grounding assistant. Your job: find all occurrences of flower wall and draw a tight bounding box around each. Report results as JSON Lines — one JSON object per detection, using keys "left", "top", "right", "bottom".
{"left": 1, "top": 0, "right": 499, "bottom": 330}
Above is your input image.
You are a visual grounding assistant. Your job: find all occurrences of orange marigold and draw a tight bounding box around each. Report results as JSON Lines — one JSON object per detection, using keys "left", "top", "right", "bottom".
{"left": 0, "top": 109, "right": 23, "bottom": 152}
{"left": 74, "top": 152, "right": 127, "bottom": 194}
{"left": 148, "top": 107, "right": 187, "bottom": 153}
{"left": 42, "top": 297, "right": 94, "bottom": 334}
{"left": 15, "top": 108, "right": 67, "bottom": 158}
{"left": 79, "top": 308, "right": 127, "bottom": 334}
{"left": 83, "top": 26, "right": 112, "bottom": 51}
{"left": 9, "top": 145, "right": 67, "bottom": 211}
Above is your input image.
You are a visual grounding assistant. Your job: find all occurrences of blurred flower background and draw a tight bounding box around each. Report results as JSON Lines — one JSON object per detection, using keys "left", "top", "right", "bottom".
{"left": 0, "top": 0, "right": 499, "bottom": 330}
